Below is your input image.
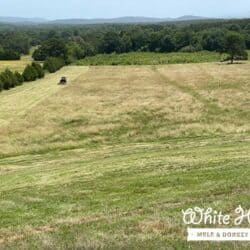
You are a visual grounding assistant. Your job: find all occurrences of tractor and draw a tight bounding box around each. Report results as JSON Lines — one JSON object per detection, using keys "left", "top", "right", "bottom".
{"left": 59, "top": 77, "right": 67, "bottom": 85}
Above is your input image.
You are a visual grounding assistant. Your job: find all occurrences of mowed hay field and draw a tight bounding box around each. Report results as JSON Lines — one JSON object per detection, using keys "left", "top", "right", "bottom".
{"left": 0, "top": 63, "right": 250, "bottom": 249}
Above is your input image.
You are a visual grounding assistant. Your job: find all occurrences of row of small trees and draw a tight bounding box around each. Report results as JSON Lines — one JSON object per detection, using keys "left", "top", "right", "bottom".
{"left": 0, "top": 69, "right": 24, "bottom": 90}
{"left": 0, "top": 62, "right": 44, "bottom": 91}
{"left": 0, "top": 57, "right": 65, "bottom": 92}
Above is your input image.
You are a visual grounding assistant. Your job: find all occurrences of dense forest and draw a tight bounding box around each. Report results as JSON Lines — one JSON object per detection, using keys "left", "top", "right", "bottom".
{"left": 0, "top": 18, "right": 250, "bottom": 62}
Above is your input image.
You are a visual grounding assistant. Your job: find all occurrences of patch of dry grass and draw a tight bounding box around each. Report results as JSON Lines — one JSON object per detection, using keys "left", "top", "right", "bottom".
{"left": 0, "top": 63, "right": 249, "bottom": 156}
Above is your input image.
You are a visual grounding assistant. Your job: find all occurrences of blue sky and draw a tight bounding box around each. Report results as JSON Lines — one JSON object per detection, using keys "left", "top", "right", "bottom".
{"left": 1, "top": 0, "right": 250, "bottom": 19}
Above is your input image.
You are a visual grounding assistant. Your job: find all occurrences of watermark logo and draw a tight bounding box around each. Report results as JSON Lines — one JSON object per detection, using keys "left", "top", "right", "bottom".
{"left": 182, "top": 206, "right": 250, "bottom": 241}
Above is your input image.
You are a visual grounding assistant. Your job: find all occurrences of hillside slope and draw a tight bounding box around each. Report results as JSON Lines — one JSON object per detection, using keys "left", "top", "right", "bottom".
{"left": 50, "top": 15, "right": 211, "bottom": 25}
{"left": 0, "top": 63, "right": 249, "bottom": 249}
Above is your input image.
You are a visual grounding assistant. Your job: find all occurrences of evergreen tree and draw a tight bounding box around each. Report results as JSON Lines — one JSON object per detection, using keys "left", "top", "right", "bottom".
{"left": 32, "top": 62, "right": 45, "bottom": 78}
{"left": 14, "top": 71, "right": 24, "bottom": 85}
{"left": 0, "top": 69, "right": 18, "bottom": 89}
{"left": 22, "top": 65, "right": 38, "bottom": 82}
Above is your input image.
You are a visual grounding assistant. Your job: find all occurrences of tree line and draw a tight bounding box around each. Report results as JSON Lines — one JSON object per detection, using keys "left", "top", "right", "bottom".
{"left": 0, "top": 30, "right": 30, "bottom": 60}
{"left": 1, "top": 18, "right": 250, "bottom": 63}
{"left": 32, "top": 20, "right": 250, "bottom": 64}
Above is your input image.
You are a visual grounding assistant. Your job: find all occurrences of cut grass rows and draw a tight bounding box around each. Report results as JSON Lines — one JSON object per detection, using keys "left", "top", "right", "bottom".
{"left": 1, "top": 138, "right": 250, "bottom": 249}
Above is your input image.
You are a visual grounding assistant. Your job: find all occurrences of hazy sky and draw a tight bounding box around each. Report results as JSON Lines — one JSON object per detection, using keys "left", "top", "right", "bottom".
{"left": 1, "top": 0, "right": 250, "bottom": 19}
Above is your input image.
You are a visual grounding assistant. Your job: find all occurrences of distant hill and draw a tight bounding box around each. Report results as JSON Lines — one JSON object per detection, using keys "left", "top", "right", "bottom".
{"left": 51, "top": 17, "right": 171, "bottom": 24}
{"left": 0, "top": 16, "right": 47, "bottom": 24}
{"left": 51, "top": 16, "right": 212, "bottom": 25}
{"left": 0, "top": 15, "right": 214, "bottom": 25}
{"left": 176, "top": 15, "right": 209, "bottom": 21}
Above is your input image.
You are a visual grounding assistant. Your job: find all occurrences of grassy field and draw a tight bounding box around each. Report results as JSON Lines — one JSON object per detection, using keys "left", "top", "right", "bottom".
{"left": 0, "top": 63, "right": 250, "bottom": 249}
{"left": 0, "top": 54, "right": 33, "bottom": 73}
{"left": 76, "top": 51, "right": 226, "bottom": 66}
